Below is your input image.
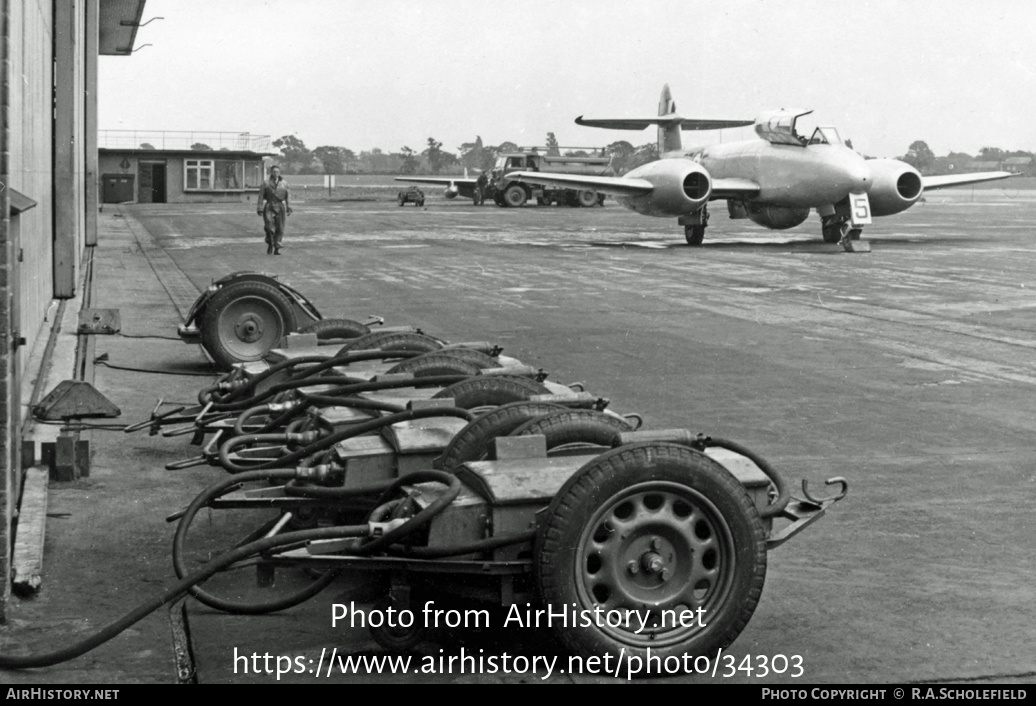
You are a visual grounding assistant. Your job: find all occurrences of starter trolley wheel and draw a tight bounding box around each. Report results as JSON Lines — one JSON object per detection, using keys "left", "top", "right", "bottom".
{"left": 535, "top": 443, "right": 767, "bottom": 671}
{"left": 200, "top": 281, "right": 298, "bottom": 370}
{"left": 369, "top": 599, "right": 428, "bottom": 652}
{"left": 297, "top": 318, "right": 371, "bottom": 340}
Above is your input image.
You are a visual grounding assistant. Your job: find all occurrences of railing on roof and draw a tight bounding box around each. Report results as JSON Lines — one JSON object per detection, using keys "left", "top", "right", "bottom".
{"left": 98, "top": 130, "right": 271, "bottom": 153}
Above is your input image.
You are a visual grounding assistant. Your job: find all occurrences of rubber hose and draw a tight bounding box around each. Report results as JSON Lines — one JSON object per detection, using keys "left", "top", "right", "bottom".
{"left": 388, "top": 530, "right": 536, "bottom": 558}
{"left": 0, "top": 523, "right": 368, "bottom": 669}
{"left": 217, "top": 407, "right": 476, "bottom": 474}
{"left": 705, "top": 436, "right": 790, "bottom": 519}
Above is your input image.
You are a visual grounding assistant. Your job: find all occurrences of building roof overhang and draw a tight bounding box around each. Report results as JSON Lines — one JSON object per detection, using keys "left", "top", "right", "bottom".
{"left": 99, "top": 0, "right": 148, "bottom": 56}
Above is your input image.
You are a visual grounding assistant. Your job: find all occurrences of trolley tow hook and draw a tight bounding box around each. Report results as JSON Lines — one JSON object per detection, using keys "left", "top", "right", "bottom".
{"left": 363, "top": 315, "right": 386, "bottom": 327}
{"left": 123, "top": 398, "right": 186, "bottom": 435}
{"left": 799, "top": 476, "right": 849, "bottom": 507}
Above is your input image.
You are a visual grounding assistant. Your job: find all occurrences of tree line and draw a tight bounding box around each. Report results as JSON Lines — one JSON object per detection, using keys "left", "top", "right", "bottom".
{"left": 265, "top": 133, "right": 662, "bottom": 176}
{"left": 901, "top": 142, "right": 1034, "bottom": 175}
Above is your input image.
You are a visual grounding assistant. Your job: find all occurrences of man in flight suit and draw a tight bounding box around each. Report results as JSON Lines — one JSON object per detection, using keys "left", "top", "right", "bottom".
{"left": 257, "top": 165, "right": 292, "bottom": 254}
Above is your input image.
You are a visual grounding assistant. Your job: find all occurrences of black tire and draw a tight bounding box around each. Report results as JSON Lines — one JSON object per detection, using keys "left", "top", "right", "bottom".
{"left": 336, "top": 331, "right": 444, "bottom": 355}
{"left": 685, "top": 225, "right": 705, "bottom": 246}
{"left": 200, "top": 281, "right": 298, "bottom": 370}
{"left": 385, "top": 349, "right": 501, "bottom": 375}
{"left": 416, "top": 199, "right": 425, "bottom": 207}
{"left": 432, "top": 375, "right": 550, "bottom": 409}
{"left": 436, "top": 401, "right": 567, "bottom": 470}
{"left": 821, "top": 216, "right": 842, "bottom": 243}
{"left": 297, "top": 318, "right": 371, "bottom": 340}
{"left": 509, "top": 409, "right": 632, "bottom": 452}
{"left": 503, "top": 185, "right": 528, "bottom": 208}
{"left": 535, "top": 443, "right": 767, "bottom": 673}
{"left": 577, "top": 190, "right": 598, "bottom": 207}
{"left": 398, "top": 196, "right": 405, "bottom": 206}
{"left": 369, "top": 599, "right": 428, "bottom": 651}
{"left": 384, "top": 355, "right": 483, "bottom": 378}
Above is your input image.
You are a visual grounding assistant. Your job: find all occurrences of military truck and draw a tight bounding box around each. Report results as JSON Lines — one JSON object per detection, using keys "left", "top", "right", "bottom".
{"left": 485, "top": 151, "right": 614, "bottom": 207}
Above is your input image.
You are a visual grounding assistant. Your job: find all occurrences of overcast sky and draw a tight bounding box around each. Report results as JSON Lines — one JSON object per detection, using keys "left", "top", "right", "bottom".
{"left": 99, "top": 0, "right": 1035, "bottom": 158}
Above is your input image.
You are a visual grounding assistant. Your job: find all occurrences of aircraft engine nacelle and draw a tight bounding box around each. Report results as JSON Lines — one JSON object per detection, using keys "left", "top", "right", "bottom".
{"left": 620, "top": 159, "right": 712, "bottom": 217}
{"left": 865, "top": 158, "right": 923, "bottom": 217}
{"left": 745, "top": 203, "right": 811, "bottom": 230}
{"left": 443, "top": 184, "right": 459, "bottom": 199}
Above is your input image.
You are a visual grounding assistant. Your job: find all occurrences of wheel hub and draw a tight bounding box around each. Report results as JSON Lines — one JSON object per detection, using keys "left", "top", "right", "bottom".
{"left": 234, "top": 314, "right": 265, "bottom": 343}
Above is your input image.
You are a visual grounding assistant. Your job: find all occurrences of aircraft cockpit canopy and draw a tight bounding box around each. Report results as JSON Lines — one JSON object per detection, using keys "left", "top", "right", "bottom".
{"left": 753, "top": 109, "right": 815, "bottom": 146}
{"left": 808, "top": 126, "right": 844, "bottom": 146}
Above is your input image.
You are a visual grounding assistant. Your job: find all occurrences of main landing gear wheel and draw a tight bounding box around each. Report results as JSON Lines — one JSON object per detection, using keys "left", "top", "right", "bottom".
{"left": 685, "top": 225, "right": 706, "bottom": 246}
{"left": 535, "top": 443, "right": 767, "bottom": 671}
{"left": 200, "top": 281, "right": 298, "bottom": 370}
{"left": 503, "top": 185, "right": 528, "bottom": 208}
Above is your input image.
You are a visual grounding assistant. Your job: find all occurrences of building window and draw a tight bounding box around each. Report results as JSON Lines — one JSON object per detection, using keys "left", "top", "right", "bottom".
{"left": 185, "top": 159, "right": 213, "bottom": 190}
{"left": 185, "top": 158, "right": 263, "bottom": 191}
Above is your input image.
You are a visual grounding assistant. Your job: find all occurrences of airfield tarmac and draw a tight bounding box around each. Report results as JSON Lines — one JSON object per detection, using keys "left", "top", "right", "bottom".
{"left": 9, "top": 189, "right": 1032, "bottom": 684}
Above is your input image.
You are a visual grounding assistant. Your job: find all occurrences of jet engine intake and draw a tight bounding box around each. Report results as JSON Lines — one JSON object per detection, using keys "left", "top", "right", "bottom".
{"left": 444, "top": 184, "right": 459, "bottom": 199}
{"left": 619, "top": 159, "right": 712, "bottom": 217}
{"left": 865, "top": 158, "right": 923, "bottom": 217}
{"left": 745, "top": 203, "right": 811, "bottom": 230}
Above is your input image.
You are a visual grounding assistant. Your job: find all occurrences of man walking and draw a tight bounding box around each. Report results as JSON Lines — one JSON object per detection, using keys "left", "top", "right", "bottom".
{"left": 257, "top": 165, "right": 292, "bottom": 254}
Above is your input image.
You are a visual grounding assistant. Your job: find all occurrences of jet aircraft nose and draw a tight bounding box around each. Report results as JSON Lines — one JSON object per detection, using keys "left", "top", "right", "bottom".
{"left": 849, "top": 163, "right": 872, "bottom": 193}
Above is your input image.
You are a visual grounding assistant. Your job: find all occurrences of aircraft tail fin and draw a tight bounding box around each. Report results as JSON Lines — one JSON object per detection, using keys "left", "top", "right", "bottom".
{"left": 657, "top": 83, "right": 682, "bottom": 154}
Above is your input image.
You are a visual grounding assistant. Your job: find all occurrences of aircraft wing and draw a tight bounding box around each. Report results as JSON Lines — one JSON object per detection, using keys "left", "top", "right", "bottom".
{"left": 921, "top": 171, "right": 1017, "bottom": 190}
{"left": 394, "top": 176, "right": 477, "bottom": 186}
{"left": 710, "top": 178, "right": 761, "bottom": 200}
{"left": 576, "top": 116, "right": 755, "bottom": 131}
{"left": 507, "top": 171, "right": 654, "bottom": 197}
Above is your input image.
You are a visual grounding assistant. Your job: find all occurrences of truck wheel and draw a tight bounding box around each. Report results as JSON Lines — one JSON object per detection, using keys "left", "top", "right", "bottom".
{"left": 398, "top": 195, "right": 405, "bottom": 206}
{"left": 297, "top": 318, "right": 370, "bottom": 340}
{"left": 432, "top": 374, "right": 550, "bottom": 410}
{"left": 369, "top": 599, "right": 428, "bottom": 651}
{"left": 436, "top": 401, "right": 567, "bottom": 470}
{"left": 503, "top": 185, "right": 528, "bottom": 208}
{"left": 535, "top": 443, "right": 767, "bottom": 672}
{"left": 577, "top": 190, "right": 598, "bottom": 207}
{"left": 200, "top": 281, "right": 298, "bottom": 370}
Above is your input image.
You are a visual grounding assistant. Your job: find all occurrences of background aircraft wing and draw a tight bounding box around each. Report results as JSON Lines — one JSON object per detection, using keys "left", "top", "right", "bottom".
{"left": 709, "top": 177, "right": 761, "bottom": 199}
{"left": 395, "top": 176, "right": 477, "bottom": 186}
{"left": 576, "top": 116, "right": 754, "bottom": 131}
{"left": 921, "top": 172, "right": 1017, "bottom": 190}
{"left": 508, "top": 171, "right": 654, "bottom": 197}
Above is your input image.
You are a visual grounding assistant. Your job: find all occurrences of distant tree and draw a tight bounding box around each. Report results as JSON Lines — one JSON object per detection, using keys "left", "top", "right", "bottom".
{"left": 902, "top": 140, "right": 935, "bottom": 172}
{"left": 272, "top": 135, "right": 311, "bottom": 174}
{"left": 626, "top": 143, "right": 659, "bottom": 172}
{"left": 139, "top": 142, "right": 155, "bottom": 150}
{"left": 563, "top": 150, "right": 589, "bottom": 157}
{"left": 312, "top": 145, "right": 349, "bottom": 174}
{"left": 494, "top": 141, "right": 519, "bottom": 154}
{"left": 978, "top": 146, "right": 1005, "bottom": 162}
{"left": 398, "top": 146, "right": 419, "bottom": 175}
{"left": 190, "top": 143, "right": 212, "bottom": 151}
{"left": 546, "top": 132, "right": 560, "bottom": 156}
{"left": 606, "top": 141, "right": 636, "bottom": 173}
{"left": 423, "top": 137, "right": 451, "bottom": 174}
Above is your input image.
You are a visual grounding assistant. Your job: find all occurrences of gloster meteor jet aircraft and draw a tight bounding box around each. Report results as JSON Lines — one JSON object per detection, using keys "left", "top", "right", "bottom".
{"left": 509, "top": 85, "right": 1014, "bottom": 245}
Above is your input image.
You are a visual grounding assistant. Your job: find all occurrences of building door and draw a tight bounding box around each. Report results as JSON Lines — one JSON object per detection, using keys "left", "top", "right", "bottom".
{"left": 138, "top": 163, "right": 152, "bottom": 203}
{"left": 150, "top": 164, "right": 167, "bottom": 203}
{"left": 102, "top": 175, "right": 134, "bottom": 203}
